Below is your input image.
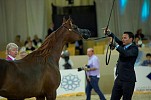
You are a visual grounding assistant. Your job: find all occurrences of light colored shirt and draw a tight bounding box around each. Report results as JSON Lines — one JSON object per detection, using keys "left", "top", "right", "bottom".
{"left": 87, "top": 55, "right": 100, "bottom": 78}
{"left": 116, "top": 43, "right": 132, "bottom": 49}
{"left": 8, "top": 55, "right": 15, "bottom": 60}
{"left": 124, "top": 43, "right": 132, "bottom": 49}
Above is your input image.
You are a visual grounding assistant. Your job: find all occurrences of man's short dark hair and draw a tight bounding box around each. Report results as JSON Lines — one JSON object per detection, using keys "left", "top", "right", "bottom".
{"left": 146, "top": 53, "right": 151, "bottom": 57}
{"left": 124, "top": 32, "right": 134, "bottom": 40}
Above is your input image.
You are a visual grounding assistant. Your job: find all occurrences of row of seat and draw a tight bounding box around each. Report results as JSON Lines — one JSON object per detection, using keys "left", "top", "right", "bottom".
{"left": 0, "top": 51, "right": 6, "bottom": 59}
{"left": 67, "top": 39, "right": 151, "bottom": 55}
{"left": 67, "top": 39, "right": 109, "bottom": 55}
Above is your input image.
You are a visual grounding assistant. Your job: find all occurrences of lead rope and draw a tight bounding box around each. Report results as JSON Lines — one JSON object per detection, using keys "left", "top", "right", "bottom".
{"left": 105, "top": 0, "right": 116, "bottom": 65}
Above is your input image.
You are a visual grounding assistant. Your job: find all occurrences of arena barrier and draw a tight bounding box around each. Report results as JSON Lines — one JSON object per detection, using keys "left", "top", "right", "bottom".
{"left": 0, "top": 69, "right": 85, "bottom": 99}
{"left": 114, "top": 66, "right": 151, "bottom": 92}
{"left": 0, "top": 67, "right": 150, "bottom": 99}
{"left": 134, "top": 66, "right": 151, "bottom": 91}
{"left": 57, "top": 69, "right": 86, "bottom": 96}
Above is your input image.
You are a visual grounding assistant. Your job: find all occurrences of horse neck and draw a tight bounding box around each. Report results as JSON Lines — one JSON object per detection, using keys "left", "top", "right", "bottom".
{"left": 49, "top": 33, "right": 66, "bottom": 62}
{"left": 38, "top": 27, "right": 67, "bottom": 63}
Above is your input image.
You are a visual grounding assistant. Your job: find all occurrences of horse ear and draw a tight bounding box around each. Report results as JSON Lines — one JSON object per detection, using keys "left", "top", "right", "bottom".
{"left": 68, "top": 16, "right": 71, "bottom": 20}
{"left": 62, "top": 17, "right": 66, "bottom": 24}
{"left": 67, "top": 17, "right": 73, "bottom": 24}
{"left": 68, "top": 16, "right": 73, "bottom": 22}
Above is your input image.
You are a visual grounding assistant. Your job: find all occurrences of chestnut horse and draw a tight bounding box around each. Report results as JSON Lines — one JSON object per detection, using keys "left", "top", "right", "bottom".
{"left": 0, "top": 18, "right": 90, "bottom": 100}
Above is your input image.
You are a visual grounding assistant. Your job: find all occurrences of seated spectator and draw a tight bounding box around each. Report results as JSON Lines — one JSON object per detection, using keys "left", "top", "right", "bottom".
{"left": 6, "top": 43, "right": 18, "bottom": 60}
{"left": 25, "top": 41, "right": 35, "bottom": 54}
{"left": 135, "top": 28, "right": 145, "bottom": 40}
{"left": 59, "top": 50, "right": 73, "bottom": 70}
{"left": 134, "top": 50, "right": 144, "bottom": 66}
{"left": 32, "top": 34, "right": 42, "bottom": 48}
{"left": 24, "top": 36, "right": 32, "bottom": 46}
{"left": 148, "top": 40, "right": 151, "bottom": 48}
{"left": 141, "top": 53, "right": 151, "bottom": 66}
{"left": 19, "top": 47, "right": 28, "bottom": 59}
{"left": 75, "top": 40, "right": 84, "bottom": 55}
{"left": 46, "top": 23, "right": 54, "bottom": 38}
{"left": 14, "top": 35, "right": 24, "bottom": 49}
{"left": 134, "top": 37, "right": 143, "bottom": 47}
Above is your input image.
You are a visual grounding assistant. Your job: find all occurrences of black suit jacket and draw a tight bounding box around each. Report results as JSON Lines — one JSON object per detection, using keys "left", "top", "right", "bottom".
{"left": 110, "top": 33, "right": 138, "bottom": 82}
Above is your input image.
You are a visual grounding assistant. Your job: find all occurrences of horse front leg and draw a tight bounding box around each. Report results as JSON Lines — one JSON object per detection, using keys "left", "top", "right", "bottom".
{"left": 36, "top": 95, "right": 45, "bottom": 100}
{"left": 46, "top": 91, "right": 56, "bottom": 100}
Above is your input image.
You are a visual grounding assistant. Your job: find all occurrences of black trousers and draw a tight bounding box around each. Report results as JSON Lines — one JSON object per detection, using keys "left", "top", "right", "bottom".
{"left": 111, "top": 78, "right": 135, "bottom": 100}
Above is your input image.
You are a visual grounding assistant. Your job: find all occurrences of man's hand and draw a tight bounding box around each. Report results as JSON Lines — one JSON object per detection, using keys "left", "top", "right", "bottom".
{"left": 84, "top": 67, "right": 90, "bottom": 71}
{"left": 87, "top": 76, "right": 91, "bottom": 82}
{"left": 102, "top": 27, "right": 111, "bottom": 36}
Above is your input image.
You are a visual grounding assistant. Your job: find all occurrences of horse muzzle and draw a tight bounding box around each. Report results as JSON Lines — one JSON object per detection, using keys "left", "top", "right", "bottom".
{"left": 77, "top": 28, "right": 91, "bottom": 39}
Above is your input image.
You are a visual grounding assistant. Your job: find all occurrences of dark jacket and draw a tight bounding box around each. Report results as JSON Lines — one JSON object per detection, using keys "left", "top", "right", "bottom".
{"left": 110, "top": 33, "right": 138, "bottom": 82}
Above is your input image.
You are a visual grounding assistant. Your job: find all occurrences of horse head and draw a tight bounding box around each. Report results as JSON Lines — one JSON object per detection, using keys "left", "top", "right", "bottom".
{"left": 62, "top": 17, "right": 91, "bottom": 42}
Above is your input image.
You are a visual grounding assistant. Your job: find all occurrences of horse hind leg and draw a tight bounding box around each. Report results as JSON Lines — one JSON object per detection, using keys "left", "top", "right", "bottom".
{"left": 46, "top": 91, "right": 56, "bottom": 100}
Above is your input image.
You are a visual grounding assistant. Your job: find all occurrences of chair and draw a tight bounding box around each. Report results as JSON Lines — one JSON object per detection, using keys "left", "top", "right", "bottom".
{"left": 67, "top": 47, "right": 75, "bottom": 56}
{"left": 93, "top": 45, "right": 105, "bottom": 54}
{"left": 67, "top": 43, "right": 76, "bottom": 56}
{"left": 0, "top": 51, "right": 6, "bottom": 59}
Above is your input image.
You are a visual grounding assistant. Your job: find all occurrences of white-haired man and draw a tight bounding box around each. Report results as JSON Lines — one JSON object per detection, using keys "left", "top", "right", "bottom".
{"left": 6, "top": 43, "right": 18, "bottom": 60}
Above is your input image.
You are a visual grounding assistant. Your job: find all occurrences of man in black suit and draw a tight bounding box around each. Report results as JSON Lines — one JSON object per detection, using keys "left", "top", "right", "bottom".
{"left": 105, "top": 31, "right": 138, "bottom": 100}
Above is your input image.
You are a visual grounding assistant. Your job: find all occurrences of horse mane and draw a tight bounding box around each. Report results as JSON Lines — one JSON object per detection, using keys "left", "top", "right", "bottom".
{"left": 37, "top": 32, "right": 56, "bottom": 55}
{"left": 22, "top": 22, "right": 68, "bottom": 62}
{"left": 38, "top": 19, "right": 71, "bottom": 56}
{"left": 23, "top": 32, "right": 57, "bottom": 61}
